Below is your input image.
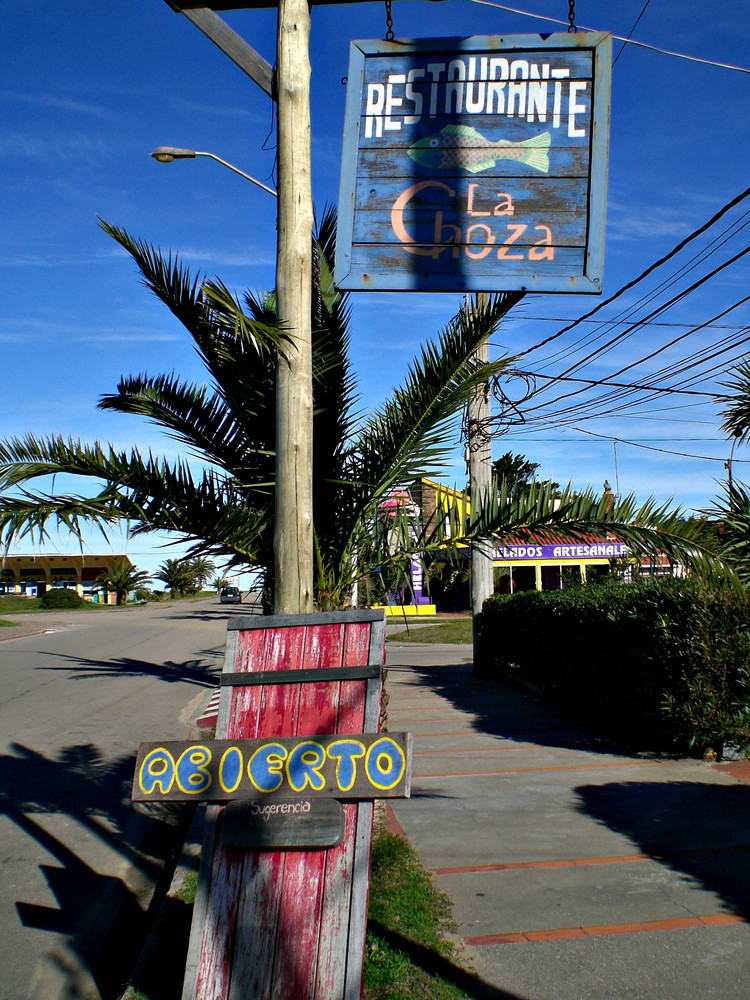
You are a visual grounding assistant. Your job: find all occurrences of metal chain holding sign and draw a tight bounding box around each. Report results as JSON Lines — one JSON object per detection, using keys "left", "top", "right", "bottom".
{"left": 568, "top": 0, "right": 577, "bottom": 32}
{"left": 384, "top": 0, "right": 394, "bottom": 40}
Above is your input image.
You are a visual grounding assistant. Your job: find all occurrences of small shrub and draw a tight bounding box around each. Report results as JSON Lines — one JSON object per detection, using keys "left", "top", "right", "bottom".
{"left": 40, "top": 588, "right": 86, "bottom": 610}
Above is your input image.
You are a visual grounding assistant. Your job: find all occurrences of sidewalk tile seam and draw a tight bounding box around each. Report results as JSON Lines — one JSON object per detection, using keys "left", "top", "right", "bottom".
{"left": 413, "top": 745, "right": 539, "bottom": 756}
{"left": 465, "top": 913, "right": 747, "bottom": 946}
{"left": 413, "top": 760, "right": 663, "bottom": 779}
{"left": 430, "top": 844, "right": 750, "bottom": 875}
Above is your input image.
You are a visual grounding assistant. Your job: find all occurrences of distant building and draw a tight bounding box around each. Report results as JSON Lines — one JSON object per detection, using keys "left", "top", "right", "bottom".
{"left": 0, "top": 554, "right": 136, "bottom": 604}
{"left": 410, "top": 479, "right": 646, "bottom": 609}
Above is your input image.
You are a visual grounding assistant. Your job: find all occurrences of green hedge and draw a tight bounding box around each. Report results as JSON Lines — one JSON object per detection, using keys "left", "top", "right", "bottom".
{"left": 478, "top": 579, "right": 750, "bottom": 756}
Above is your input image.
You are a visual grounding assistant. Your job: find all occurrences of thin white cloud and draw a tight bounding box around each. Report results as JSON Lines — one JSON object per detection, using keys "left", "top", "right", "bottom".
{"left": 0, "top": 130, "right": 107, "bottom": 162}
{"left": 7, "top": 91, "right": 110, "bottom": 119}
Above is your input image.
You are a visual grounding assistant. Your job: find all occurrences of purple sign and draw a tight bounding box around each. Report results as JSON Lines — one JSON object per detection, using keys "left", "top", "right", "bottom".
{"left": 410, "top": 556, "right": 430, "bottom": 604}
{"left": 494, "top": 542, "right": 630, "bottom": 562}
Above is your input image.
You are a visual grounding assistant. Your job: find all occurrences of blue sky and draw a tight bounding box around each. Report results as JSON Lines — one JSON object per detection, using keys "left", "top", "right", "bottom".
{"left": 2, "top": 0, "right": 750, "bottom": 580}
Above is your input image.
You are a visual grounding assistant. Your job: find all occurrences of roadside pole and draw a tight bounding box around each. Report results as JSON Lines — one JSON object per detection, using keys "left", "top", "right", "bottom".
{"left": 468, "top": 295, "right": 494, "bottom": 672}
{"left": 274, "top": 0, "right": 314, "bottom": 614}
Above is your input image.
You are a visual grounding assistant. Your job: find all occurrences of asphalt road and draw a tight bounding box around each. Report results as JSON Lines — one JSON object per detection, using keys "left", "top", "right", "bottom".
{"left": 0, "top": 597, "right": 258, "bottom": 1000}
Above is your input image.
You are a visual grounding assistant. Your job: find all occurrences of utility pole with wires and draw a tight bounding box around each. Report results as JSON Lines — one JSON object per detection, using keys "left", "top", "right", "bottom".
{"left": 467, "top": 293, "right": 495, "bottom": 671}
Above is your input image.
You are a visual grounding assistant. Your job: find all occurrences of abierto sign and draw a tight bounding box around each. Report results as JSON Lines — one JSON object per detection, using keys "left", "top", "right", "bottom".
{"left": 335, "top": 32, "right": 611, "bottom": 293}
{"left": 132, "top": 732, "right": 412, "bottom": 802}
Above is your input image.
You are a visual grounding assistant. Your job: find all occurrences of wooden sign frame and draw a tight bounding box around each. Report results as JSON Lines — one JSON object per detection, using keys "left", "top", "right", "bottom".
{"left": 335, "top": 32, "right": 612, "bottom": 293}
{"left": 181, "top": 609, "right": 388, "bottom": 1000}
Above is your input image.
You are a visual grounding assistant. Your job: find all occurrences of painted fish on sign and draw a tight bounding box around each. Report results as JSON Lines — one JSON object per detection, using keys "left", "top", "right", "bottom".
{"left": 335, "top": 32, "right": 611, "bottom": 293}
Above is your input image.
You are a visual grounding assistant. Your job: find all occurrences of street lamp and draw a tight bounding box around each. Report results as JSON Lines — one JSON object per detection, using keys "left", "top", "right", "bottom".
{"left": 149, "top": 141, "right": 313, "bottom": 616}
{"left": 150, "top": 147, "right": 277, "bottom": 198}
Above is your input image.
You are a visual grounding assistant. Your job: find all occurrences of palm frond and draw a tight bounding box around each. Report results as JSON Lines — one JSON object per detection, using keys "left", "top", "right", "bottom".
{"left": 719, "top": 360, "right": 750, "bottom": 445}
{"left": 98, "top": 372, "right": 275, "bottom": 485}
{"left": 355, "top": 293, "right": 522, "bottom": 499}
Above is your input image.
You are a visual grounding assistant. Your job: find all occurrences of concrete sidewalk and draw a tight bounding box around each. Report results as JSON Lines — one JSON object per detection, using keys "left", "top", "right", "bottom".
{"left": 384, "top": 641, "right": 750, "bottom": 1000}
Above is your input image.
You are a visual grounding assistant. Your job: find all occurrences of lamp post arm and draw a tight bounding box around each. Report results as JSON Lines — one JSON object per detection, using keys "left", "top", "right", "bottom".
{"left": 194, "top": 152, "right": 277, "bottom": 197}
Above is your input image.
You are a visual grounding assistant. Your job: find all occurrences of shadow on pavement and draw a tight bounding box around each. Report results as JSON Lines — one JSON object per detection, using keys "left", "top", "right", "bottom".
{"left": 398, "top": 660, "right": 636, "bottom": 757}
{"left": 0, "top": 741, "right": 191, "bottom": 999}
{"left": 34, "top": 652, "right": 220, "bottom": 687}
{"left": 575, "top": 780, "right": 750, "bottom": 919}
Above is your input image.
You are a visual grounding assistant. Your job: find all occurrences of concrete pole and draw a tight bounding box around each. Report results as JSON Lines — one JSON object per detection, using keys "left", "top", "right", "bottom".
{"left": 274, "top": 0, "right": 314, "bottom": 614}
{"left": 468, "top": 295, "right": 494, "bottom": 670}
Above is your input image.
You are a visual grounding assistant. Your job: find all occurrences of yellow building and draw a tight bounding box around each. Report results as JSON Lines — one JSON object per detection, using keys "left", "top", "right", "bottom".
{"left": 410, "top": 479, "right": 632, "bottom": 603}
{"left": 0, "top": 554, "right": 136, "bottom": 604}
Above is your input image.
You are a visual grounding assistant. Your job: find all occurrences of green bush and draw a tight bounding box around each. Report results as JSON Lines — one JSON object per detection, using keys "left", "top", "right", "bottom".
{"left": 478, "top": 579, "right": 750, "bottom": 756}
{"left": 40, "top": 588, "right": 87, "bottom": 610}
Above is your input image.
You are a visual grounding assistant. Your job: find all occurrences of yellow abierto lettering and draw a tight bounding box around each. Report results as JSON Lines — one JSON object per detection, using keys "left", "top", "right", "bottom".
{"left": 326, "top": 739, "right": 366, "bottom": 791}
{"left": 138, "top": 747, "right": 176, "bottom": 796}
{"left": 176, "top": 745, "right": 212, "bottom": 795}
{"left": 218, "top": 746, "right": 244, "bottom": 794}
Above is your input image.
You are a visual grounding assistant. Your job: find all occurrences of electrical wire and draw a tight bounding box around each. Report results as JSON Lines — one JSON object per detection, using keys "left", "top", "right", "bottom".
{"left": 467, "top": 1, "right": 750, "bottom": 75}
{"left": 511, "top": 370, "right": 725, "bottom": 399}
{"left": 612, "top": 0, "right": 651, "bottom": 67}
{"left": 520, "top": 185, "right": 750, "bottom": 359}
{"left": 564, "top": 426, "right": 750, "bottom": 463}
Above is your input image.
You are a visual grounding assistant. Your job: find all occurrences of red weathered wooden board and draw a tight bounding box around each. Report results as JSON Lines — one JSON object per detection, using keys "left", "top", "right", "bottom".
{"left": 182, "top": 611, "right": 386, "bottom": 1000}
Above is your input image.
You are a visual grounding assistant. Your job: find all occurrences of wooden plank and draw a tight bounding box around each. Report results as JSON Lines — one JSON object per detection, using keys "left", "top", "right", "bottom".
{"left": 316, "top": 621, "right": 373, "bottom": 997}
{"left": 227, "top": 624, "right": 307, "bottom": 1000}
{"left": 192, "top": 816, "right": 246, "bottom": 1000}
{"left": 220, "top": 664, "right": 380, "bottom": 686}
{"left": 343, "top": 801, "right": 375, "bottom": 1000}
{"left": 265, "top": 622, "right": 343, "bottom": 999}
{"left": 344, "top": 243, "right": 595, "bottom": 293}
{"left": 180, "top": 6, "right": 275, "bottom": 99}
{"left": 228, "top": 851, "right": 285, "bottom": 1000}
{"left": 354, "top": 145, "right": 589, "bottom": 178}
{"left": 227, "top": 608, "right": 385, "bottom": 631}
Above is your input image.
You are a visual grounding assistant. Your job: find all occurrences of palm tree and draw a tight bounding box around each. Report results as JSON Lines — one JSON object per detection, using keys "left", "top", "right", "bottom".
{"left": 0, "top": 210, "right": 733, "bottom": 607}
{"left": 95, "top": 557, "right": 150, "bottom": 605}
{"left": 155, "top": 558, "right": 196, "bottom": 599}
{"left": 188, "top": 556, "right": 215, "bottom": 592}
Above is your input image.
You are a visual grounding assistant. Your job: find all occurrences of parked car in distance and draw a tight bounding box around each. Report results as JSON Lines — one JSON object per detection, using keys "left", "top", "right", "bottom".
{"left": 219, "top": 586, "right": 242, "bottom": 604}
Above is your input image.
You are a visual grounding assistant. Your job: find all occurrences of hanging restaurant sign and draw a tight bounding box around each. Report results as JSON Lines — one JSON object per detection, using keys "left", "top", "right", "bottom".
{"left": 335, "top": 32, "right": 611, "bottom": 293}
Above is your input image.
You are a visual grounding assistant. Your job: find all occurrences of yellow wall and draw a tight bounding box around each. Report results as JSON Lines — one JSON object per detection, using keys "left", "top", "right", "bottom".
{"left": 1, "top": 554, "right": 135, "bottom": 603}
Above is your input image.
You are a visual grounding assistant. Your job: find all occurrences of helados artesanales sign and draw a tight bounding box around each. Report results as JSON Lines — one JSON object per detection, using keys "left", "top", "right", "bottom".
{"left": 335, "top": 32, "right": 611, "bottom": 293}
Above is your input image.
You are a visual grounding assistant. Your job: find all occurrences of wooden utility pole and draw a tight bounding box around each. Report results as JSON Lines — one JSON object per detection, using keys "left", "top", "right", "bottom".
{"left": 274, "top": 0, "right": 314, "bottom": 614}
{"left": 468, "top": 295, "right": 493, "bottom": 670}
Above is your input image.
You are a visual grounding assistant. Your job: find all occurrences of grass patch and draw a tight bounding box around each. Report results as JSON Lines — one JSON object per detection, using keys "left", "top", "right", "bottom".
{"left": 364, "top": 827, "right": 471, "bottom": 999}
{"left": 0, "top": 596, "right": 43, "bottom": 613}
{"left": 0, "top": 619, "right": 17, "bottom": 628}
{"left": 388, "top": 619, "right": 472, "bottom": 644}
{"left": 172, "top": 869, "right": 198, "bottom": 906}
